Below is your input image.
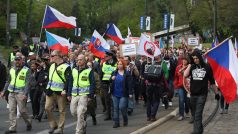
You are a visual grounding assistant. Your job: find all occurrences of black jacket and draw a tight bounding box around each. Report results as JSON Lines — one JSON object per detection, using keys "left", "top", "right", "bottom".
{"left": 110, "top": 70, "right": 133, "bottom": 97}
{"left": 0, "top": 61, "right": 7, "bottom": 91}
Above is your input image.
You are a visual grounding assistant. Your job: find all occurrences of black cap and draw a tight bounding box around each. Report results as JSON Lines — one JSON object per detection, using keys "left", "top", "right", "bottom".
{"left": 105, "top": 50, "right": 113, "bottom": 56}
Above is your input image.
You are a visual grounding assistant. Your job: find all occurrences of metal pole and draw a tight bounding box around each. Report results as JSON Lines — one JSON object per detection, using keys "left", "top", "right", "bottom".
{"left": 166, "top": 13, "right": 170, "bottom": 50}
{"left": 26, "top": 0, "right": 33, "bottom": 44}
{"left": 6, "top": 0, "right": 10, "bottom": 47}
{"left": 213, "top": 0, "right": 217, "bottom": 39}
{"left": 144, "top": 0, "right": 147, "bottom": 32}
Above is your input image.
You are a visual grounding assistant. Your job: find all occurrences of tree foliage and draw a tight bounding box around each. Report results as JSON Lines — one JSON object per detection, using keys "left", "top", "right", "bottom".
{"left": 0, "top": 0, "right": 237, "bottom": 46}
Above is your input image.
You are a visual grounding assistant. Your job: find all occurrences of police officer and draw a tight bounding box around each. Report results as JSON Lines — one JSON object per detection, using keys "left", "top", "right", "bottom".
{"left": 45, "top": 50, "right": 72, "bottom": 134}
{"left": 0, "top": 55, "right": 32, "bottom": 134}
{"left": 68, "top": 54, "right": 95, "bottom": 134}
{"left": 101, "top": 51, "right": 117, "bottom": 120}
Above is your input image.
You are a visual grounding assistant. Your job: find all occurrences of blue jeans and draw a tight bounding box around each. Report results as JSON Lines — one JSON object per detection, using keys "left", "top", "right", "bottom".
{"left": 112, "top": 96, "right": 128, "bottom": 125}
{"left": 178, "top": 88, "right": 186, "bottom": 117}
{"left": 190, "top": 94, "right": 207, "bottom": 134}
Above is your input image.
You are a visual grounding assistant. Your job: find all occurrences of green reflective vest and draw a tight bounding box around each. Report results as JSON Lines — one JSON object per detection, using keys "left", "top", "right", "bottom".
{"left": 10, "top": 52, "right": 15, "bottom": 62}
{"left": 8, "top": 66, "right": 29, "bottom": 92}
{"left": 29, "top": 44, "right": 34, "bottom": 51}
{"left": 72, "top": 68, "right": 91, "bottom": 96}
{"left": 102, "top": 62, "right": 117, "bottom": 81}
{"left": 46, "top": 63, "right": 69, "bottom": 91}
{"left": 95, "top": 58, "right": 99, "bottom": 62}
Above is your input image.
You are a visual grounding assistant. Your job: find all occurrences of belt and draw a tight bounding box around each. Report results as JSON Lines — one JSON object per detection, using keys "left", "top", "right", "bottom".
{"left": 147, "top": 83, "right": 160, "bottom": 86}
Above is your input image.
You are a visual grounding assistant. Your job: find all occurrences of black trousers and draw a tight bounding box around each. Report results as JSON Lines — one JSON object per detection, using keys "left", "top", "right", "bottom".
{"left": 30, "top": 89, "right": 43, "bottom": 116}
{"left": 102, "top": 83, "right": 112, "bottom": 118}
{"left": 190, "top": 94, "right": 207, "bottom": 134}
{"left": 220, "top": 94, "right": 229, "bottom": 109}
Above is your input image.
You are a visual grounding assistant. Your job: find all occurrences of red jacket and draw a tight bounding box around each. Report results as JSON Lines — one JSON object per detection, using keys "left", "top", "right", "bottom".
{"left": 173, "top": 64, "right": 186, "bottom": 89}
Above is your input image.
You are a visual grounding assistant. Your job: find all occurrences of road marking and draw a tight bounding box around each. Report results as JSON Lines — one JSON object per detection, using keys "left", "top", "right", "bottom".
{"left": 36, "top": 114, "right": 104, "bottom": 134}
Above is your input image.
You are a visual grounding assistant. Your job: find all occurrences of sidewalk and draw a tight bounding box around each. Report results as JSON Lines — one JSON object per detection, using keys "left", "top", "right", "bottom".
{"left": 146, "top": 91, "right": 216, "bottom": 134}
{"left": 204, "top": 100, "right": 238, "bottom": 134}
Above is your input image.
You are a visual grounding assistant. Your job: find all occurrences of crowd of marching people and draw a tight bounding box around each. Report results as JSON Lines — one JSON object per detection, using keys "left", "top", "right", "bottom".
{"left": 0, "top": 41, "right": 228, "bottom": 134}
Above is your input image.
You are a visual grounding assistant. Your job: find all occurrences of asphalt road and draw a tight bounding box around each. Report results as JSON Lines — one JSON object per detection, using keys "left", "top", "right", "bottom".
{"left": 0, "top": 96, "right": 178, "bottom": 134}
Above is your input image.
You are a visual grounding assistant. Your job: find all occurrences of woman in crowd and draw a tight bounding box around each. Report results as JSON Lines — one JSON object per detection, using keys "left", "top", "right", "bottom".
{"left": 110, "top": 59, "right": 133, "bottom": 128}
{"left": 174, "top": 56, "right": 191, "bottom": 121}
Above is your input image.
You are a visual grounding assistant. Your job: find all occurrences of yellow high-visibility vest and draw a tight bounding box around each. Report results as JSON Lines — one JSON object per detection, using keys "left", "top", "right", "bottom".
{"left": 8, "top": 66, "right": 29, "bottom": 92}
{"left": 101, "top": 62, "right": 117, "bottom": 81}
{"left": 71, "top": 68, "right": 91, "bottom": 96}
{"left": 46, "top": 63, "right": 69, "bottom": 91}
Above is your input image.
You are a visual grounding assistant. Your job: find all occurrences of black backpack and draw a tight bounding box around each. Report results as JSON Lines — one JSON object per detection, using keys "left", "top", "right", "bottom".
{"left": 146, "top": 64, "right": 163, "bottom": 81}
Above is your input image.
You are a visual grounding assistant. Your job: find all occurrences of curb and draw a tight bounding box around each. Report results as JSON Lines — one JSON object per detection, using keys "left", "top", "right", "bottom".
{"left": 130, "top": 108, "right": 179, "bottom": 134}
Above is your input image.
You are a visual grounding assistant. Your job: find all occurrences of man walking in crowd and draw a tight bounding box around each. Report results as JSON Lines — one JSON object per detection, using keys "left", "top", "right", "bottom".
{"left": 184, "top": 50, "right": 220, "bottom": 134}
{"left": 45, "top": 50, "right": 72, "bottom": 134}
{"left": 68, "top": 54, "right": 95, "bottom": 134}
{"left": 0, "top": 55, "right": 32, "bottom": 134}
{"left": 145, "top": 55, "right": 169, "bottom": 121}
{"left": 101, "top": 51, "right": 117, "bottom": 120}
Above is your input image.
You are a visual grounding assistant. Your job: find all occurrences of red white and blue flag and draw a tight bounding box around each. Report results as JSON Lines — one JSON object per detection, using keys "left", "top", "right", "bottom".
{"left": 89, "top": 30, "right": 110, "bottom": 58}
{"left": 46, "top": 31, "right": 70, "bottom": 55}
{"left": 43, "top": 5, "right": 76, "bottom": 29}
{"left": 205, "top": 38, "right": 238, "bottom": 103}
{"left": 105, "top": 24, "right": 124, "bottom": 45}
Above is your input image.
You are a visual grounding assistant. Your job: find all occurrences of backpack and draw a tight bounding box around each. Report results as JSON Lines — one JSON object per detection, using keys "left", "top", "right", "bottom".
{"left": 146, "top": 64, "right": 163, "bottom": 81}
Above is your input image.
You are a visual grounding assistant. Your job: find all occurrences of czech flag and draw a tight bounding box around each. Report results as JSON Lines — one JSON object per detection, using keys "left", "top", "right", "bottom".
{"left": 205, "top": 38, "right": 238, "bottom": 103}
{"left": 43, "top": 5, "right": 76, "bottom": 29}
{"left": 88, "top": 30, "right": 110, "bottom": 58}
{"left": 46, "top": 31, "right": 70, "bottom": 55}
{"left": 105, "top": 24, "right": 124, "bottom": 45}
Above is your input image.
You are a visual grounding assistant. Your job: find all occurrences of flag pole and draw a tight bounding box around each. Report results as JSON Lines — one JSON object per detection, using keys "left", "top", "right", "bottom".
{"left": 39, "top": 5, "right": 47, "bottom": 43}
{"left": 235, "top": 38, "right": 237, "bottom": 54}
{"left": 37, "top": 5, "right": 47, "bottom": 57}
{"left": 203, "top": 36, "right": 233, "bottom": 56}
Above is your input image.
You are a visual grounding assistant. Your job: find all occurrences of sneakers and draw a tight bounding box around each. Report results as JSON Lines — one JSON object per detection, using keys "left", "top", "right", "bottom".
{"left": 177, "top": 116, "right": 184, "bottom": 121}
{"left": 223, "top": 109, "right": 228, "bottom": 114}
{"left": 185, "top": 113, "right": 190, "bottom": 118}
{"left": 161, "top": 104, "right": 165, "bottom": 107}
{"left": 220, "top": 109, "right": 224, "bottom": 114}
{"left": 6, "top": 104, "right": 9, "bottom": 109}
{"left": 168, "top": 102, "right": 173, "bottom": 106}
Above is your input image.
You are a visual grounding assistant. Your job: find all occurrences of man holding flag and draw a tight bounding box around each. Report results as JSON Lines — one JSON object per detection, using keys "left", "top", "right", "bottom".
{"left": 184, "top": 50, "right": 220, "bottom": 134}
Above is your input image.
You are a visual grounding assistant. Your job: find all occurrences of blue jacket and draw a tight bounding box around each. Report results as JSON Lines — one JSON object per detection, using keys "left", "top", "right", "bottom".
{"left": 110, "top": 70, "right": 133, "bottom": 97}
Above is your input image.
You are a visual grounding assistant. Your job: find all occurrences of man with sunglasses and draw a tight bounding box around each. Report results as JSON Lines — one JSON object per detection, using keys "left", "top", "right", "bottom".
{"left": 45, "top": 50, "right": 72, "bottom": 134}
{"left": 0, "top": 56, "right": 32, "bottom": 134}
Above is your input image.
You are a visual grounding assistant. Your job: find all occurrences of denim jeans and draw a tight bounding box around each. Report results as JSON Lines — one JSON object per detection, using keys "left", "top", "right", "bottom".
{"left": 190, "top": 94, "right": 207, "bottom": 134}
{"left": 178, "top": 88, "right": 186, "bottom": 117}
{"left": 112, "top": 96, "right": 128, "bottom": 125}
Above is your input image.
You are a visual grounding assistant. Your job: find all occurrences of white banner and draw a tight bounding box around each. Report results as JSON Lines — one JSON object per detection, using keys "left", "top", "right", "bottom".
{"left": 188, "top": 37, "right": 199, "bottom": 46}
{"left": 119, "top": 44, "right": 137, "bottom": 56}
